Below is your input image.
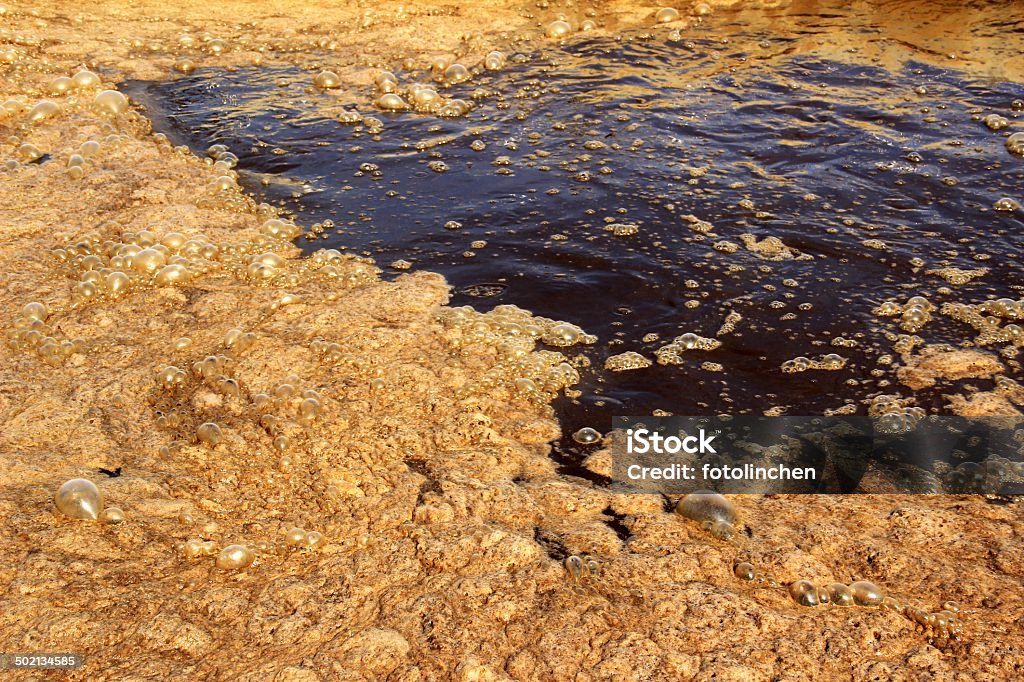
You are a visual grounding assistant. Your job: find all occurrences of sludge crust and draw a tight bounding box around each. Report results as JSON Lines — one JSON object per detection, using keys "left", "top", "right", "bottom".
{"left": 0, "top": 0, "right": 1023, "bottom": 680}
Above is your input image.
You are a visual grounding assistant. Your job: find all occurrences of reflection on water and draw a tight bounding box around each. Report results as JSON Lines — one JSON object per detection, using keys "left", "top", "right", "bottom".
{"left": 128, "top": 0, "right": 1024, "bottom": 444}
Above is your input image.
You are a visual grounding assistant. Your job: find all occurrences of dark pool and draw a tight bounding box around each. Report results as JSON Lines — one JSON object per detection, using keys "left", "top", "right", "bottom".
{"left": 127, "top": 14, "right": 1024, "bottom": 443}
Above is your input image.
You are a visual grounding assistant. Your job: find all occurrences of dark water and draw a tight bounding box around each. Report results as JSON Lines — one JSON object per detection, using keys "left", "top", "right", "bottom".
{"left": 127, "top": 23, "right": 1024, "bottom": 442}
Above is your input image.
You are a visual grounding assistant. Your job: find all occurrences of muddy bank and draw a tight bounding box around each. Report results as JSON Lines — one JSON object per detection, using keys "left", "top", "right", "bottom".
{"left": 1, "top": 1, "right": 1023, "bottom": 680}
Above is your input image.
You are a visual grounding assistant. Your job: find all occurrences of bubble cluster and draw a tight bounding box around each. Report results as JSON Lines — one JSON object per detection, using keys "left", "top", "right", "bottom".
{"left": 940, "top": 297, "right": 1024, "bottom": 346}
{"left": 982, "top": 113, "right": 1009, "bottom": 131}
{"left": 604, "top": 351, "right": 652, "bottom": 372}
{"left": 905, "top": 604, "right": 964, "bottom": 643}
{"left": 738, "top": 234, "right": 812, "bottom": 261}
{"left": 780, "top": 353, "right": 847, "bottom": 373}
{"left": 436, "top": 305, "right": 588, "bottom": 402}
{"left": 654, "top": 332, "right": 721, "bottom": 365}
{"left": 604, "top": 222, "right": 639, "bottom": 237}
{"left": 926, "top": 266, "right": 988, "bottom": 285}
{"left": 873, "top": 295, "right": 936, "bottom": 333}
{"left": 5, "top": 300, "right": 84, "bottom": 367}
{"left": 563, "top": 554, "right": 600, "bottom": 582}
{"left": 284, "top": 526, "right": 326, "bottom": 550}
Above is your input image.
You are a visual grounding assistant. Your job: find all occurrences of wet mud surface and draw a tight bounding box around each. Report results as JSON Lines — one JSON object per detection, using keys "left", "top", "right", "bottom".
{"left": 0, "top": 0, "right": 1023, "bottom": 680}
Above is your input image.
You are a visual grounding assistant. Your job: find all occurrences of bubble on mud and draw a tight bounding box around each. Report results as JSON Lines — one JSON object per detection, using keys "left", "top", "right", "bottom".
{"left": 174, "top": 60, "right": 196, "bottom": 75}
{"left": 734, "top": 562, "right": 755, "bottom": 581}
{"left": 993, "top": 197, "right": 1021, "bottom": 212}
{"left": 93, "top": 90, "right": 129, "bottom": 116}
{"left": 206, "top": 38, "right": 228, "bottom": 55}
{"left": 17, "top": 143, "right": 43, "bottom": 162}
{"left": 304, "top": 531, "right": 325, "bottom": 549}
{"left": 564, "top": 555, "right": 584, "bottom": 581}
{"left": 313, "top": 70, "right": 341, "bottom": 89}
{"left": 675, "top": 492, "right": 737, "bottom": 527}
{"left": 581, "top": 19, "right": 598, "bottom": 31}
{"left": 183, "top": 539, "right": 205, "bottom": 558}
{"left": 693, "top": 2, "right": 713, "bottom": 16}
{"left": 827, "top": 582, "right": 854, "bottom": 606}
{"left": 99, "top": 507, "right": 125, "bottom": 524}
{"left": 103, "top": 271, "right": 130, "bottom": 296}
{"left": 157, "top": 365, "right": 186, "bottom": 389}
{"left": 572, "top": 427, "right": 602, "bottom": 445}
{"left": 789, "top": 580, "right": 820, "bottom": 607}
{"left": 55, "top": 478, "right": 103, "bottom": 520}
{"left": 430, "top": 55, "right": 453, "bottom": 77}
{"left": 484, "top": 51, "right": 506, "bottom": 70}
{"left": 261, "top": 218, "right": 301, "bottom": 239}
{"left": 299, "top": 397, "right": 321, "bottom": 421}
{"left": 376, "top": 93, "right": 409, "bottom": 111}
{"left": 132, "top": 247, "right": 167, "bottom": 274}
{"left": 80, "top": 140, "right": 101, "bottom": 157}
{"left": 285, "top": 527, "right": 307, "bottom": 546}
{"left": 850, "top": 580, "right": 884, "bottom": 606}
{"left": 655, "top": 7, "right": 681, "bottom": 23}
{"left": 49, "top": 76, "right": 73, "bottom": 95}
{"left": 197, "top": 421, "right": 222, "bottom": 447}
{"left": 22, "top": 301, "right": 48, "bottom": 322}
{"left": 153, "top": 261, "right": 192, "bottom": 284}
{"left": 71, "top": 69, "right": 101, "bottom": 90}
{"left": 410, "top": 85, "right": 442, "bottom": 111}
{"left": 444, "top": 63, "right": 470, "bottom": 84}
{"left": 27, "top": 100, "right": 60, "bottom": 124}
{"left": 546, "top": 20, "right": 572, "bottom": 39}
{"left": 216, "top": 544, "right": 255, "bottom": 570}
{"left": 374, "top": 71, "right": 398, "bottom": 89}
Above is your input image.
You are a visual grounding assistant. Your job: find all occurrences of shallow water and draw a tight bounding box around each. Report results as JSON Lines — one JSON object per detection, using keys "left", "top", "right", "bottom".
{"left": 128, "top": 2, "right": 1024, "bottom": 445}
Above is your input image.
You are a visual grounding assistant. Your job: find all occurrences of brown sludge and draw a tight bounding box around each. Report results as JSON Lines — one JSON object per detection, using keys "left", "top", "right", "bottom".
{"left": 0, "top": 0, "right": 1022, "bottom": 680}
